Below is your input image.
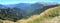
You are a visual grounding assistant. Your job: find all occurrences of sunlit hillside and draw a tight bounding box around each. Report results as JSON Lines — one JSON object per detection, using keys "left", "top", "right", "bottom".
{"left": 17, "top": 5, "right": 60, "bottom": 23}
{"left": 0, "top": 5, "right": 59, "bottom": 23}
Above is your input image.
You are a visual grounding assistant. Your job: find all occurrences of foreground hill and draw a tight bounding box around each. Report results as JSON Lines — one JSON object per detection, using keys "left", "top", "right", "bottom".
{"left": 15, "top": 5, "right": 59, "bottom": 23}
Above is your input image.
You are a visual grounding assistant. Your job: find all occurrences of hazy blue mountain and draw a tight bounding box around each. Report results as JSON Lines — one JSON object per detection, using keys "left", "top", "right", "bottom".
{"left": 25, "top": 3, "right": 44, "bottom": 13}
{"left": 8, "top": 3, "right": 43, "bottom": 12}
{"left": 0, "top": 2, "right": 57, "bottom": 14}
{"left": 6, "top": 3, "right": 32, "bottom": 8}
{"left": 0, "top": 4, "right": 8, "bottom": 9}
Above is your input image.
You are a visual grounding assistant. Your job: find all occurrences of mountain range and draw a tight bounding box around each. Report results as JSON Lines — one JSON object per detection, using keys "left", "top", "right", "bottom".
{"left": 7, "top": 3, "right": 57, "bottom": 12}
{"left": 0, "top": 2, "right": 57, "bottom": 22}
{"left": 0, "top": 2, "right": 57, "bottom": 16}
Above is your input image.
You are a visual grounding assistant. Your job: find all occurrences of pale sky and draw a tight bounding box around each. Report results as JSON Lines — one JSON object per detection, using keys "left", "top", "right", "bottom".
{"left": 0, "top": 0, "right": 58, "bottom": 5}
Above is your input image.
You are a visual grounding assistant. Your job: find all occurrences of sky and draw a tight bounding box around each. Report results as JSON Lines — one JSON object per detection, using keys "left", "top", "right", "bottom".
{"left": 0, "top": 0, "right": 59, "bottom": 5}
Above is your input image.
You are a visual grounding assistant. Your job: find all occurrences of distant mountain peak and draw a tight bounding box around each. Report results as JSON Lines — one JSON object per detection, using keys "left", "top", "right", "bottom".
{"left": 36, "top": 2, "right": 57, "bottom": 4}
{"left": 37, "top": 2, "right": 57, "bottom": 6}
{"left": 0, "top": 4, "right": 4, "bottom": 6}
{"left": 0, "top": 4, "right": 8, "bottom": 9}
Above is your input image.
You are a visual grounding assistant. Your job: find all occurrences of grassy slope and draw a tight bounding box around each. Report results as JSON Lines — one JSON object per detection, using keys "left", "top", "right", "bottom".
{"left": 0, "top": 5, "right": 60, "bottom": 23}
{"left": 27, "top": 5, "right": 60, "bottom": 23}
{"left": 17, "top": 5, "right": 60, "bottom": 23}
